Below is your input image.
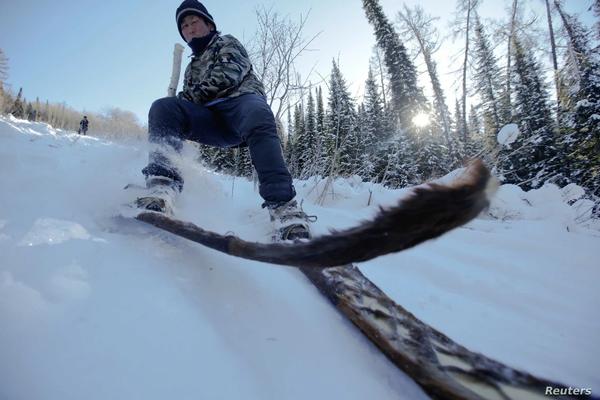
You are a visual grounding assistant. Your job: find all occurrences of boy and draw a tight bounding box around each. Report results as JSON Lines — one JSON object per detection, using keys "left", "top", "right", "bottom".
{"left": 138, "top": 0, "right": 311, "bottom": 239}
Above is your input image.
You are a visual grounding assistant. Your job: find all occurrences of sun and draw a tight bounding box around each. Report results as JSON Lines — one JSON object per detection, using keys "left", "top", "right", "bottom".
{"left": 412, "top": 112, "right": 430, "bottom": 128}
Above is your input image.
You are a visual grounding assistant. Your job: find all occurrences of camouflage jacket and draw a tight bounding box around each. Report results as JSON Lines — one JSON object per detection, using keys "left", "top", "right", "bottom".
{"left": 178, "top": 33, "right": 266, "bottom": 104}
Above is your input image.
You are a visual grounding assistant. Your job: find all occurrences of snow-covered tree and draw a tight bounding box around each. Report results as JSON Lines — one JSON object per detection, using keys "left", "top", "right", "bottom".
{"left": 284, "top": 108, "right": 297, "bottom": 176}
{"left": 451, "top": 0, "right": 480, "bottom": 142}
{"left": 544, "top": 0, "right": 561, "bottom": 125}
{"left": 453, "top": 98, "right": 466, "bottom": 153}
{"left": 355, "top": 104, "right": 373, "bottom": 179}
{"left": 370, "top": 47, "right": 389, "bottom": 110}
{"left": 468, "top": 105, "right": 482, "bottom": 137}
{"left": 292, "top": 102, "right": 307, "bottom": 175}
{"left": 593, "top": 0, "right": 600, "bottom": 42}
{"left": 200, "top": 146, "right": 237, "bottom": 176}
{"left": 234, "top": 147, "right": 253, "bottom": 178}
{"left": 300, "top": 89, "right": 318, "bottom": 178}
{"left": 466, "top": 104, "right": 485, "bottom": 157}
{"left": 497, "top": 37, "right": 558, "bottom": 189}
{"left": 361, "top": 0, "right": 429, "bottom": 137}
{"left": 360, "top": 68, "right": 390, "bottom": 181}
{"left": 324, "top": 60, "right": 357, "bottom": 177}
{"left": 363, "top": 66, "right": 386, "bottom": 145}
{"left": 472, "top": 15, "right": 509, "bottom": 150}
{"left": 313, "top": 86, "right": 328, "bottom": 176}
{"left": 396, "top": 5, "right": 453, "bottom": 152}
{"left": 554, "top": 3, "right": 600, "bottom": 196}
{"left": 376, "top": 136, "right": 420, "bottom": 188}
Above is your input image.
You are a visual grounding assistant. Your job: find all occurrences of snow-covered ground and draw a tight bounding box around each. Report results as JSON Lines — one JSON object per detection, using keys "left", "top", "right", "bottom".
{"left": 1, "top": 115, "right": 598, "bottom": 399}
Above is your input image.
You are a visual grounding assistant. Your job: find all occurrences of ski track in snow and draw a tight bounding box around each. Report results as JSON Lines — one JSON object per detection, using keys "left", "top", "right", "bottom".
{"left": 1, "top": 115, "right": 598, "bottom": 399}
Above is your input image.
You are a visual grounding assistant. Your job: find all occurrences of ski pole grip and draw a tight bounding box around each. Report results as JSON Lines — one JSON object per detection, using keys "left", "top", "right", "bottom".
{"left": 167, "top": 43, "right": 185, "bottom": 97}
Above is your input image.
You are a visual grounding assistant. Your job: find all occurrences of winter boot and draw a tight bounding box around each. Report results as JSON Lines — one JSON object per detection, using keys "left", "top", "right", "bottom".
{"left": 264, "top": 199, "right": 317, "bottom": 241}
{"left": 135, "top": 176, "right": 180, "bottom": 215}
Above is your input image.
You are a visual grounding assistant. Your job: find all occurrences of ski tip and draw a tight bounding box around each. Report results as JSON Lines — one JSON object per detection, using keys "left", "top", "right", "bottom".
{"left": 468, "top": 159, "right": 498, "bottom": 206}
{"left": 452, "top": 159, "right": 491, "bottom": 188}
{"left": 402, "top": 159, "right": 494, "bottom": 226}
{"left": 457, "top": 159, "right": 497, "bottom": 203}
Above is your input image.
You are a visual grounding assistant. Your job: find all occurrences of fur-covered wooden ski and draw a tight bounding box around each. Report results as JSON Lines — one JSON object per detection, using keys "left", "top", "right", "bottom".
{"left": 136, "top": 160, "right": 494, "bottom": 268}
{"left": 134, "top": 160, "right": 580, "bottom": 399}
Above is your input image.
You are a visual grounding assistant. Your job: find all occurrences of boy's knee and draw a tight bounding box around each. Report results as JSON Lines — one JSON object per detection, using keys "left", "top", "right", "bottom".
{"left": 149, "top": 97, "right": 178, "bottom": 119}
{"left": 241, "top": 104, "right": 277, "bottom": 141}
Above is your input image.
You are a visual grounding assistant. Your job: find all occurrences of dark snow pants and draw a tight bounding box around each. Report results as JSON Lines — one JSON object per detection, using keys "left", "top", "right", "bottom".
{"left": 142, "top": 94, "right": 295, "bottom": 203}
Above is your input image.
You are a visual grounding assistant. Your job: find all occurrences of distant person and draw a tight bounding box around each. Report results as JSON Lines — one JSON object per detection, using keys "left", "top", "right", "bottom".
{"left": 136, "top": 0, "right": 311, "bottom": 239}
{"left": 78, "top": 116, "right": 89, "bottom": 135}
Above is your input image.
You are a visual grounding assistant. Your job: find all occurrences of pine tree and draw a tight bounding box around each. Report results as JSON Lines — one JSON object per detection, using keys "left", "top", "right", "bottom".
{"left": 363, "top": 66, "right": 386, "bottom": 143}
{"left": 379, "top": 136, "right": 420, "bottom": 188}
{"left": 233, "top": 147, "right": 253, "bottom": 178}
{"left": 552, "top": 3, "right": 600, "bottom": 196}
{"left": 361, "top": 67, "right": 385, "bottom": 179}
{"left": 302, "top": 89, "right": 318, "bottom": 177}
{"left": 466, "top": 105, "right": 485, "bottom": 158}
{"left": 216, "top": 148, "right": 237, "bottom": 175}
{"left": 468, "top": 105, "right": 482, "bottom": 137}
{"left": 285, "top": 108, "right": 297, "bottom": 176}
{"left": 314, "top": 86, "right": 328, "bottom": 176}
{"left": 34, "top": 97, "right": 41, "bottom": 121}
{"left": 355, "top": 104, "right": 371, "bottom": 179}
{"left": 472, "top": 15, "right": 508, "bottom": 150}
{"left": 453, "top": 99, "right": 464, "bottom": 143}
{"left": 198, "top": 145, "right": 236, "bottom": 175}
{"left": 361, "top": 0, "right": 429, "bottom": 137}
{"left": 292, "top": 103, "right": 307, "bottom": 175}
{"left": 11, "top": 87, "right": 24, "bottom": 118}
{"left": 370, "top": 47, "right": 389, "bottom": 109}
{"left": 451, "top": 99, "right": 472, "bottom": 160}
{"left": 325, "top": 60, "right": 357, "bottom": 177}
{"left": 498, "top": 37, "right": 558, "bottom": 188}
{"left": 43, "top": 100, "right": 50, "bottom": 124}
{"left": 593, "top": 0, "right": 600, "bottom": 42}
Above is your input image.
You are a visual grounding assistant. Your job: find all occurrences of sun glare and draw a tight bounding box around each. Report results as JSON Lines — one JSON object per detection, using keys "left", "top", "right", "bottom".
{"left": 412, "top": 112, "right": 430, "bottom": 128}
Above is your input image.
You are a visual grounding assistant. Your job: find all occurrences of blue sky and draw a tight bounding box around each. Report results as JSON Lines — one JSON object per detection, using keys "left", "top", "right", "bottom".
{"left": 1, "top": 0, "right": 595, "bottom": 124}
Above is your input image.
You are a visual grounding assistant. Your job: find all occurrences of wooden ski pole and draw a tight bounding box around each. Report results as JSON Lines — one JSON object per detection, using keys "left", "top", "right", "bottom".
{"left": 167, "top": 43, "right": 185, "bottom": 97}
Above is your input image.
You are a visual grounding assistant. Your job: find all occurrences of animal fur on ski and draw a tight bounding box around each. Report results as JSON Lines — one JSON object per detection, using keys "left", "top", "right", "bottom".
{"left": 136, "top": 159, "right": 494, "bottom": 268}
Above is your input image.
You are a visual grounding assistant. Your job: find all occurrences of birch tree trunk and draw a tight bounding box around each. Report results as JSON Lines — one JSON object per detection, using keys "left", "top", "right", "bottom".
{"left": 506, "top": 0, "right": 518, "bottom": 116}
{"left": 461, "top": 0, "right": 473, "bottom": 142}
{"left": 397, "top": 5, "right": 453, "bottom": 154}
{"left": 373, "top": 47, "right": 388, "bottom": 109}
{"left": 544, "top": 0, "right": 560, "bottom": 125}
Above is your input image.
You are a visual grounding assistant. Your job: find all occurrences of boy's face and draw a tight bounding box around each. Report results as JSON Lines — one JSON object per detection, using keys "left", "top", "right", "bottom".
{"left": 180, "top": 15, "right": 212, "bottom": 43}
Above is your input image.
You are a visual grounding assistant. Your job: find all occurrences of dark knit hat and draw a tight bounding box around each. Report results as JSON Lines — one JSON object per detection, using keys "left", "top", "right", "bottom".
{"left": 176, "top": 0, "right": 216, "bottom": 40}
